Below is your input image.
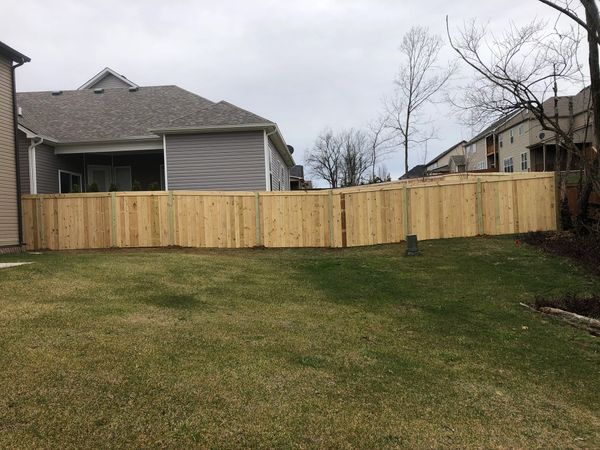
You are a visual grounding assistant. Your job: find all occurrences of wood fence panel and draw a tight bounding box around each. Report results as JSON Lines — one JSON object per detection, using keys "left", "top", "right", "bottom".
{"left": 20, "top": 173, "right": 557, "bottom": 251}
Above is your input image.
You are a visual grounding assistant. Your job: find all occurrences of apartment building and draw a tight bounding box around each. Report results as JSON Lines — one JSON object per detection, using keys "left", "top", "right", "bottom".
{"left": 465, "top": 86, "right": 593, "bottom": 173}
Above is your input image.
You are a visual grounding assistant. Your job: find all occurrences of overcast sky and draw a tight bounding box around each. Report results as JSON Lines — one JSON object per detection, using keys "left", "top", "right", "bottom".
{"left": 2, "top": 0, "right": 588, "bottom": 183}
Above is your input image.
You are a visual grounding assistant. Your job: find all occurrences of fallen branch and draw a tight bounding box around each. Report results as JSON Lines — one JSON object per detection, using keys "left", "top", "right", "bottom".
{"left": 520, "top": 302, "right": 600, "bottom": 336}
{"left": 538, "top": 307, "right": 600, "bottom": 336}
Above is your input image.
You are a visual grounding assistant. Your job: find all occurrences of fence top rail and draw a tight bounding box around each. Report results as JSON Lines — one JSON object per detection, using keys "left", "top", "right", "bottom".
{"left": 20, "top": 172, "right": 555, "bottom": 200}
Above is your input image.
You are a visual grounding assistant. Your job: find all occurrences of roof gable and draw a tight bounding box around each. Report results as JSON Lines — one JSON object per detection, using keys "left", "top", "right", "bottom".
{"left": 78, "top": 67, "right": 138, "bottom": 90}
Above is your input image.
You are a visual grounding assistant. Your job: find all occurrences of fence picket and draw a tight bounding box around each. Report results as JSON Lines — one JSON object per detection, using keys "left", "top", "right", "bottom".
{"left": 20, "top": 173, "right": 557, "bottom": 251}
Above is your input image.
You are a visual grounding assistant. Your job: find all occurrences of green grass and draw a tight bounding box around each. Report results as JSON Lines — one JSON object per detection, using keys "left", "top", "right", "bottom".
{"left": 1, "top": 237, "right": 599, "bottom": 448}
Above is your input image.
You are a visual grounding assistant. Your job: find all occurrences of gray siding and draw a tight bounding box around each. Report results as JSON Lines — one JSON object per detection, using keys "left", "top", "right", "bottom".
{"left": 166, "top": 131, "right": 266, "bottom": 191}
{"left": 36, "top": 145, "right": 83, "bottom": 194}
{"left": 269, "top": 139, "right": 290, "bottom": 191}
{"left": 0, "top": 56, "right": 19, "bottom": 247}
{"left": 17, "top": 131, "right": 30, "bottom": 194}
{"left": 17, "top": 130, "right": 83, "bottom": 194}
{"left": 88, "top": 73, "right": 132, "bottom": 89}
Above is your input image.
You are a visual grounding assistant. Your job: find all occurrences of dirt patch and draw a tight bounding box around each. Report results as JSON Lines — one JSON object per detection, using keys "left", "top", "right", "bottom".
{"left": 523, "top": 231, "right": 600, "bottom": 276}
{"left": 534, "top": 293, "right": 600, "bottom": 320}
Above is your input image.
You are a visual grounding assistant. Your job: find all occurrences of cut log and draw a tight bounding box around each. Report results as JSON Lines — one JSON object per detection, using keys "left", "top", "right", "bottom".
{"left": 538, "top": 307, "right": 600, "bottom": 336}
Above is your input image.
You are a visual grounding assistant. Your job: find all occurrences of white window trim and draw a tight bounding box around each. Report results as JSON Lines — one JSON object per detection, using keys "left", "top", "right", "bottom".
{"left": 503, "top": 157, "right": 514, "bottom": 173}
{"left": 521, "top": 152, "right": 529, "bottom": 171}
{"left": 58, "top": 169, "right": 83, "bottom": 194}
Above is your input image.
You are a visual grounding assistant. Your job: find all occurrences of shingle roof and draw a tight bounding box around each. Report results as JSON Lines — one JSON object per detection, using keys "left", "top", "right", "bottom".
{"left": 0, "top": 41, "right": 30, "bottom": 63}
{"left": 16, "top": 86, "right": 215, "bottom": 143}
{"left": 426, "top": 141, "right": 466, "bottom": 167}
{"left": 160, "top": 100, "right": 272, "bottom": 130}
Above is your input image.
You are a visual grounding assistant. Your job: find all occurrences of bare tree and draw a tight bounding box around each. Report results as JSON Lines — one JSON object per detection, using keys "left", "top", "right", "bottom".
{"left": 445, "top": 16, "right": 593, "bottom": 228}
{"left": 339, "top": 128, "right": 371, "bottom": 187}
{"left": 536, "top": 0, "right": 600, "bottom": 230}
{"left": 366, "top": 114, "right": 395, "bottom": 182}
{"left": 305, "top": 128, "right": 343, "bottom": 188}
{"left": 386, "top": 26, "right": 456, "bottom": 177}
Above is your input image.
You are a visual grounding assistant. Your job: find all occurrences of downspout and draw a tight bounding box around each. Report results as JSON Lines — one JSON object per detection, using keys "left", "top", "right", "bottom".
{"left": 28, "top": 137, "right": 43, "bottom": 194}
{"left": 11, "top": 59, "right": 26, "bottom": 246}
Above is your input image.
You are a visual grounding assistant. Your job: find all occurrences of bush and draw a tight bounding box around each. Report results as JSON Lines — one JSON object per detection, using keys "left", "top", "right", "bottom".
{"left": 523, "top": 231, "right": 600, "bottom": 277}
{"left": 87, "top": 182, "right": 99, "bottom": 192}
{"left": 71, "top": 184, "right": 81, "bottom": 193}
{"left": 109, "top": 183, "right": 119, "bottom": 192}
{"left": 132, "top": 180, "right": 142, "bottom": 191}
{"left": 148, "top": 182, "right": 160, "bottom": 191}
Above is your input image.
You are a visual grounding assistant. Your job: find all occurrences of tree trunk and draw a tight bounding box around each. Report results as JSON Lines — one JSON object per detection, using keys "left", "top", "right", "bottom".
{"left": 576, "top": 1, "right": 600, "bottom": 231}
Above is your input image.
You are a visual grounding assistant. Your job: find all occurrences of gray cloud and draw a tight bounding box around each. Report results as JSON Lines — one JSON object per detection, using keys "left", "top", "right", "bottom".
{"left": 2, "top": 0, "right": 584, "bottom": 182}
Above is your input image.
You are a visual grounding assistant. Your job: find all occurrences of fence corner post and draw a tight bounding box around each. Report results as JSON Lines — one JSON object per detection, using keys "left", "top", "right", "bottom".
{"left": 167, "top": 191, "right": 175, "bottom": 246}
{"left": 476, "top": 178, "right": 484, "bottom": 235}
{"left": 255, "top": 192, "right": 262, "bottom": 247}
{"left": 328, "top": 190, "right": 335, "bottom": 247}
{"left": 110, "top": 192, "right": 117, "bottom": 248}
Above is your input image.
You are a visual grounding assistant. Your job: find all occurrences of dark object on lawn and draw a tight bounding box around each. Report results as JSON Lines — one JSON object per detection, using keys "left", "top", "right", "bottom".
{"left": 406, "top": 234, "right": 419, "bottom": 256}
{"left": 523, "top": 231, "right": 600, "bottom": 277}
{"left": 534, "top": 293, "right": 600, "bottom": 320}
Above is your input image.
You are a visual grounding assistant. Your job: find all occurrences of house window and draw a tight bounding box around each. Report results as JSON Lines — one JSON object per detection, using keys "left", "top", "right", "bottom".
{"left": 521, "top": 152, "right": 529, "bottom": 171}
{"left": 509, "top": 129, "right": 514, "bottom": 144}
{"left": 114, "top": 166, "right": 132, "bottom": 191}
{"left": 58, "top": 170, "right": 83, "bottom": 193}
{"left": 476, "top": 161, "right": 487, "bottom": 170}
{"left": 518, "top": 124, "right": 524, "bottom": 136}
{"left": 160, "top": 164, "right": 165, "bottom": 190}
{"left": 503, "top": 157, "right": 514, "bottom": 173}
{"left": 498, "top": 133, "right": 503, "bottom": 148}
{"left": 466, "top": 144, "right": 475, "bottom": 156}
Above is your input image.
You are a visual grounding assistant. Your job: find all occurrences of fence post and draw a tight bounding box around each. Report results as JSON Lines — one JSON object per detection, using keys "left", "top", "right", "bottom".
{"left": 328, "top": 190, "right": 335, "bottom": 247}
{"left": 255, "top": 192, "right": 262, "bottom": 246}
{"left": 476, "top": 178, "right": 484, "bottom": 235}
{"left": 402, "top": 186, "right": 411, "bottom": 238}
{"left": 167, "top": 191, "right": 175, "bottom": 246}
{"left": 36, "top": 197, "right": 45, "bottom": 249}
{"left": 554, "top": 171, "right": 562, "bottom": 231}
{"left": 110, "top": 192, "right": 117, "bottom": 248}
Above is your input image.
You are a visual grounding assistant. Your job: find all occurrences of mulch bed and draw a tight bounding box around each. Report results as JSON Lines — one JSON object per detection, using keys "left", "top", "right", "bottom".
{"left": 534, "top": 294, "right": 600, "bottom": 320}
{"left": 523, "top": 231, "right": 600, "bottom": 277}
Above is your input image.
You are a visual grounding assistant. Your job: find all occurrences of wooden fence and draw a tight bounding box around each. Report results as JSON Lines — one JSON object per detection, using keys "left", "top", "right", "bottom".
{"left": 21, "top": 172, "right": 558, "bottom": 251}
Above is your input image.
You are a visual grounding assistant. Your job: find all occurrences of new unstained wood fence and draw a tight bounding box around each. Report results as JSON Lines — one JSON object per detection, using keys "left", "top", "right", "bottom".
{"left": 21, "top": 172, "right": 558, "bottom": 251}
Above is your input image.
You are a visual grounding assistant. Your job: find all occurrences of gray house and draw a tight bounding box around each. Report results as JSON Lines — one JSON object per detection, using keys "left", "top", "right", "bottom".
{"left": 17, "top": 67, "right": 294, "bottom": 195}
{"left": 0, "top": 42, "right": 29, "bottom": 252}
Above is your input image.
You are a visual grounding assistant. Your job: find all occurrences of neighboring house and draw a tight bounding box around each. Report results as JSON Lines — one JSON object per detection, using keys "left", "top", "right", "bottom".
{"left": 466, "top": 86, "right": 593, "bottom": 173}
{"left": 425, "top": 141, "right": 467, "bottom": 175}
{"left": 0, "top": 42, "right": 29, "bottom": 252}
{"left": 400, "top": 164, "right": 427, "bottom": 180}
{"left": 17, "top": 67, "right": 294, "bottom": 194}
{"left": 290, "top": 164, "right": 312, "bottom": 190}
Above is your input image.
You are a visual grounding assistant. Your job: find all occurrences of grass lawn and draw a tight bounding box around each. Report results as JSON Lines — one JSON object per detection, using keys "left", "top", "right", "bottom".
{"left": 1, "top": 237, "right": 600, "bottom": 448}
